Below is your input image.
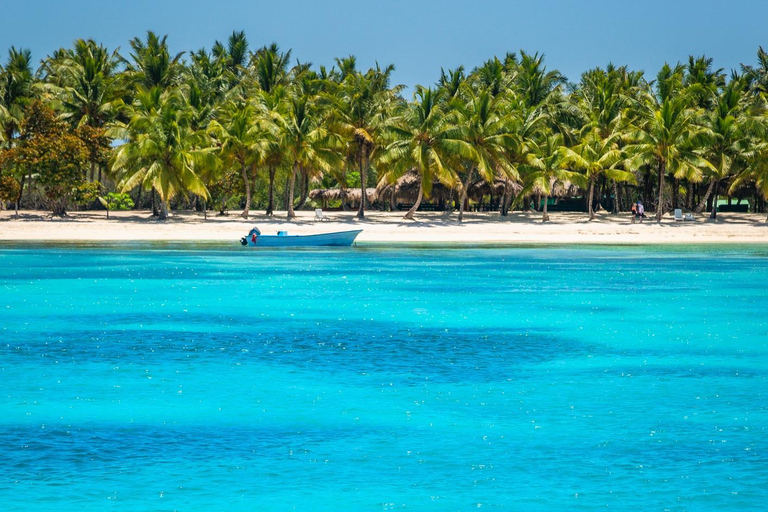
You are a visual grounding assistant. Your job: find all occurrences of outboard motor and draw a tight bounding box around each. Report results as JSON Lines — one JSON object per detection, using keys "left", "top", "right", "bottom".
{"left": 241, "top": 226, "right": 261, "bottom": 246}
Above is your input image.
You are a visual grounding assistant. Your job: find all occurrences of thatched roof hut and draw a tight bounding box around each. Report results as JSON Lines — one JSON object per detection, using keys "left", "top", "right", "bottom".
{"left": 467, "top": 178, "right": 522, "bottom": 201}
{"left": 308, "top": 188, "right": 326, "bottom": 201}
{"left": 307, "top": 187, "right": 378, "bottom": 206}
{"left": 344, "top": 187, "right": 379, "bottom": 204}
{"left": 377, "top": 170, "right": 455, "bottom": 204}
{"left": 551, "top": 179, "right": 583, "bottom": 198}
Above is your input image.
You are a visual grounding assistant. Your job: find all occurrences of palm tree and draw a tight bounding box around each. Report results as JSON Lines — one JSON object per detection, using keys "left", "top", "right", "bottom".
{"left": 517, "top": 133, "right": 585, "bottom": 222}
{"left": 246, "top": 43, "right": 294, "bottom": 215}
{"left": 693, "top": 78, "right": 751, "bottom": 219}
{"left": 684, "top": 55, "right": 725, "bottom": 109}
{"left": 470, "top": 57, "right": 512, "bottom": 98}
{"left": 570, "top": 66, "right": 640, "bottom": 218}
{"left": 0, "top": 47, "right": 35, "bottom": 213}
{"left": 379, "top": 87, "right": 461, "bottom": 220}
{"left": 40, "top": 40, "right": 123, "bottom": 128}
{"left": 274, "top": 91, "right": 340, "bottom": 220}
{"left": 627, "top": 64, "right": 713, "bottom": 221}
{"left": 570, "top": 64, "right": 645, "bottom": 214}
{"left": 251, "top": 90, "right": 286, "bottom": 216}
{"left": 0, "top": 47, "right": 35, "bottom": 147}
{"left": 514, "top": 51, "right": 567, "bottom": 111}
{"left": 213, "top": 30, "right": 249, "bottom": 84}
{"left": 208, "top": 102, "right": 261, "bottom": 218}
{"left": 124, "top": 31, "right": 184, "bottom": 91}
{"left": 111, "top": 89, "right": 214, "bottom": 219}
{"left": 451, "top": 87, "right": 520, "bottom": 222}
{"left": 329, "top": 61, "right": 400, "bottom": 219}
{"left": 185, "top": 47, "right": 229, "bottom": 130}
{"left": 730, "top": 141, "right": 768, "bottom": 220}
{"left": 249, "top": 43, "right": 292, "bottom": 95}
{"left": 438, "top": 66, "right": 466, "bottom": 102}
{"left": 562, "top": 128, "right": 634, "bottom": 219}
{"left": 741, "top": 46, "right": 768, "bottom": 99}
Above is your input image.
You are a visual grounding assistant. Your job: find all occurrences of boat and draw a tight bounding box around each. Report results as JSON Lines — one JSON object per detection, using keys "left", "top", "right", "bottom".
{"left": 240, "top": 227, "right": 363, "bottom": 247}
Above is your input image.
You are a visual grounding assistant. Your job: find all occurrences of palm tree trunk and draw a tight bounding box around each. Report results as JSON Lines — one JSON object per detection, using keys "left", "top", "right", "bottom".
{"left": 158, "top": 198, "right": 169, "bottom": 220}
{"left": 673, "top": 177, "right": 680, "bottom": 210}
{"left": 357, "top": 152, "right": 367, "bottom": 219}
{"left": 694, "top": 179, "right": 716, "bottom": 214}
{"left": 542, "top": 194, "right": 550, "bottom": 222}
{"left": 709, "top": 180, "right": 719, "bottom": 220}
{"left": 404, "top": 180, "right": 424, "bottom": 220}
{"left": 458, "top": 167, "right": 474, "bottom": 223}
{"left": 240, "top": 163, "right": 251, "bottom": 219}
{"left": 612, "top": 180, "right": 619, "bottom": 214}
{"left": 295, "top": 168, "right": 309, "bottom": 210}
{"left": 656, "top": 160, "right": 666, "bottom": 222}
{"left": 644, "top": 166, "right": 653, "bottom": 208}
{"left": 500, "top": 186, "right": 507, "bottom": 216}
{"left": 152, "top": 188, "right": 159, "bottom": 217}
{"left": 203, "top": 199, "right": 207, "bottom": 220}
{"left": 266, "top": 166, "right": 276, "bottom": 216}
{"left": 283, "top": 174, "right": 291, "bottom": 211}
{"left": 502, "top": 183, "right": 515, "bottom": 216}
{"left": 588, "top": 175, "right": 596, "bottom": 220}
{"left": 687, "top": 182, "right": 694, "bottom": 210}
{"left": 287, "top": 162, "right": 298, "bottom": 220}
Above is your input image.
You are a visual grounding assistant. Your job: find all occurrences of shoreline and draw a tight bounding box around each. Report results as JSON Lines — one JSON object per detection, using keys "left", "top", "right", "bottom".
{"left": 1, "top": 209, "right": 767, "bottom": 245}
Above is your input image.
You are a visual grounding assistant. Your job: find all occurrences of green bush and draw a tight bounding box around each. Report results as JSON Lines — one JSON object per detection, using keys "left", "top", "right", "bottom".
{"left": 98, "top": 192, "right": 135, "bottom": 218}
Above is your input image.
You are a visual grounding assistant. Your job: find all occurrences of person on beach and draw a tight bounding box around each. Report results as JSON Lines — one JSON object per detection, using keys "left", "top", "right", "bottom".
{"left": 637, "top": 202, "right": 645, "bottom": 222}
{"left": 631, "top": 202, "right": 637, "bottom": 223}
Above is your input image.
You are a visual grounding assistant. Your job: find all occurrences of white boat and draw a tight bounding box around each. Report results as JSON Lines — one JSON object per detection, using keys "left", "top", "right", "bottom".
{"left": 240, "top": 227, "right": 363, "bottom": 247}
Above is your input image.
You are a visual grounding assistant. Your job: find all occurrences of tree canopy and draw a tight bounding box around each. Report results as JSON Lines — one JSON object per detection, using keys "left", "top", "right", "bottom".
{"left": 2, "top": 35, "right": 768, "bottom": 221}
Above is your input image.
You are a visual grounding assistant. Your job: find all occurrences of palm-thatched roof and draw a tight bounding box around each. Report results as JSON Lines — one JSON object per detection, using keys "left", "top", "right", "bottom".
{"left": 467, "top": 178, "right": 522, "bottom": 201}
{"left": 344, "top": 187, "right": 379, "bottom": 203}
{"left": 377, "top": 170, "right": 455, "bottom": 203}
{"left": 551, "top": 180, "right": 583, "bottom": 198}
{"left": 308, "top": 188, "right": 326, "bottom": 201}
{"left": 308, "top": 187, "right": 378, "bottom": 203}
{"left": 525, "top": 178, "right": 583, "bottom": 197}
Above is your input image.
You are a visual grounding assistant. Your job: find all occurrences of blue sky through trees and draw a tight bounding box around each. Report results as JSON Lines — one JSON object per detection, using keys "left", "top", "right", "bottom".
{"left": 2, "top": 0, "right": 765, "bottom": 91}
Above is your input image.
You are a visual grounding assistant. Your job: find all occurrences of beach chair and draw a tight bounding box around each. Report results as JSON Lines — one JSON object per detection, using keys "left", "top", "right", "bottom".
{"left": 684, "top": 212, "right": 695, "bottom": 221}
{"left": 315, "top": 208, "right": 330, "bottom": 222}
{"left": 674, "top": 209, "right": 683, "bottom": 222}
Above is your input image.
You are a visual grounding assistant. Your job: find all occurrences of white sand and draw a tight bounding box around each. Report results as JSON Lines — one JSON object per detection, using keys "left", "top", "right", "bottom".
{"left": 1, "top": 209, "right": 767, "bottom": 244}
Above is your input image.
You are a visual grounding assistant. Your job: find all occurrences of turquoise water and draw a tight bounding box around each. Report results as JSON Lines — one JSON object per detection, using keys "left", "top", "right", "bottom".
{"left": 1, "top": 244, "right": 767, "bottom": 511}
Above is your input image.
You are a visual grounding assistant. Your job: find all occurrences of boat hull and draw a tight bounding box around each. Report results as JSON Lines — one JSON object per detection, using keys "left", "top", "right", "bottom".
{"left": 244, "top": 229, "right": 363, "bottom": 247}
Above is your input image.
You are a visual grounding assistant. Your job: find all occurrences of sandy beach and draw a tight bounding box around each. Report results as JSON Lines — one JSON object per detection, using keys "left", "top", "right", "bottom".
{"left": 1, "top": 209, "right": 767, "bottom": 244}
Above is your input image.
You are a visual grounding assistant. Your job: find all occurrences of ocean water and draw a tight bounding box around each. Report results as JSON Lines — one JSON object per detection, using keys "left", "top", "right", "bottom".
{"left": 0, "top": 243, "right": 766, "bottom": 511}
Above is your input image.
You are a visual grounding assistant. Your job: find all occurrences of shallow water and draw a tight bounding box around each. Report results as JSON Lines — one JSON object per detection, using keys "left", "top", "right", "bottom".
{"left": 1, "top": 244, "right": 766, "bottom": 511}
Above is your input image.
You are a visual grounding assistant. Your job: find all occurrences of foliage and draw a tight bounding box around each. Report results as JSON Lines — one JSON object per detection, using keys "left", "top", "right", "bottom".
{"left": 72, "top": 181, "right": 102, "bottom": 206}
{"left": 1, "top": 101, "right": 89, "bottom": 215}
{"left": 0, "top": 174, "right": 20, "bottom": 202}
{"left": 98, "top": 192, "right": 135, "bottom": 216}
{"left": 4, "top": 32, "right": 768, "bottom": 221}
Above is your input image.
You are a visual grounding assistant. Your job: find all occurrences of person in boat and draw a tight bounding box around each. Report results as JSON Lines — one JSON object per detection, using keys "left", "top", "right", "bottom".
{"left": 249, "top": 227, "right": 261, "bottom": 243}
